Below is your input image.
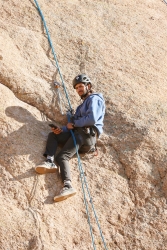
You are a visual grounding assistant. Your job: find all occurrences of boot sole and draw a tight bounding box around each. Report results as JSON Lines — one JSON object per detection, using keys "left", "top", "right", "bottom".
{"left": 54, "top": 190, "right": 76, "bottom": 202}
{"left": 35, "top": 166, "right": 57, "bottom": 174}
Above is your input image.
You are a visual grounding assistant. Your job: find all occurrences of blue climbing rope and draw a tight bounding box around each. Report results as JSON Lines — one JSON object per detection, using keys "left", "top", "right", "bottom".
{"left": 69, "top": 128, "right": 108, "bottom": 250}
{"left": 163, "top": 0, "right": 167, "bottom": 5}
{"left": 33, "top": 1, "right": 108, "bottom": 249}
{"left": 33, "top": 0, "right": 72, "bottom": 112}
{"left": 67, "top": 112, "right": 108, "bottom": 250}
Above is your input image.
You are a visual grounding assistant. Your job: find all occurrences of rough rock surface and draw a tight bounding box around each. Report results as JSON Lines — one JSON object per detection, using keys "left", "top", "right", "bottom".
{"left": 0, "top": 0, "right": 167, "bottom": 249}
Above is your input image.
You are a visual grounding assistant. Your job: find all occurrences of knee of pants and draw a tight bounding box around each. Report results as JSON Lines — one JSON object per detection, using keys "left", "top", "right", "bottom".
{"left": 56, "top": 152, "right": 70, "bottom": 164}
{"left": 48, "top": 132, "right": 56, "bottom": 139}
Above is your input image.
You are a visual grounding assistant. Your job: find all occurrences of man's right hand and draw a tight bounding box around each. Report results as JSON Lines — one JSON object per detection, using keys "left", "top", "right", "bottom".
{"left": 66, "top": 123, "right": 75, "bottom": 130}
{"left": 51, "top": 127, "right": 62, "bottom": 134}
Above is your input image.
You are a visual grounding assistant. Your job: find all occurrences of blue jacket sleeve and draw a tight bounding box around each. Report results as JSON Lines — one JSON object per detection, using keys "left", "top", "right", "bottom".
{"left": 74, "top": 96, "right": 104, "bottom": 127}
{"left": 61, "top": 125, "right": 69, "bottom": 133}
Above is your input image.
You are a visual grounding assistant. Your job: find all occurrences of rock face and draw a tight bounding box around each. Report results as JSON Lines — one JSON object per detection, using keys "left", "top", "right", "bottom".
{"left": 0, "top": 0, "right": 167, "bottom": 249}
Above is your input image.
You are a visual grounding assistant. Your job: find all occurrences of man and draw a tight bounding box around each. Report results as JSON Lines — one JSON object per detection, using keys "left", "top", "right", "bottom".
{"left": 35, "top": 74, "right": 105, "bottom": 202}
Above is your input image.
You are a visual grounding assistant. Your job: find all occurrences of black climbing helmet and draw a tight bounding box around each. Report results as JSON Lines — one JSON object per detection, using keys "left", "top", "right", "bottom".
{"left": 73, "top": 74, "right": 92, "bottom": 89}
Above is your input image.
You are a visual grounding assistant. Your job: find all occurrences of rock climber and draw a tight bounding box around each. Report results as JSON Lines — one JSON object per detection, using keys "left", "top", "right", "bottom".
{"left": 35, "top": 74, "right": 105, "bottom": 202}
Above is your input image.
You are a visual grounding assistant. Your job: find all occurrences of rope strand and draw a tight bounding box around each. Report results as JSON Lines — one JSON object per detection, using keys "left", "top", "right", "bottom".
{"left": 33, "top": 0, "right": 72, "bottom": 111}
{"left": 33, "top": 1, "right": 108, "bottom": 249}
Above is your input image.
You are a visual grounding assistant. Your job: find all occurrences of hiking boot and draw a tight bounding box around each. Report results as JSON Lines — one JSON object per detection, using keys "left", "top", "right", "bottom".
{"left": 54, "top": 186, "right": 76, "bottom": 202}
{"left": 35, "top": 161, "right": 57, "bottom": 174}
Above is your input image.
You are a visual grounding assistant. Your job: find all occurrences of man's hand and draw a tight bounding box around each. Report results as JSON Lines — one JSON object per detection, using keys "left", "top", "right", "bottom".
{"left": 51, "top": 127, "right": 62, "bottom": 134}
{"left": 66, "top": 123, "right": 74, "bottom": 130}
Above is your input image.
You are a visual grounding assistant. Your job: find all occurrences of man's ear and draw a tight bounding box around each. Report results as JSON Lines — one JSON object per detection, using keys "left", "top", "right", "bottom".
{"left": 87, "top": 83, "right": 91, "bottom": 90}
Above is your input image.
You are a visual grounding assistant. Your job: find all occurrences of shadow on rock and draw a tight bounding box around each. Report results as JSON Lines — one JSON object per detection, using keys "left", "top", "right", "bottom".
{"left": 0, "top": 106, "right": 62, "bottom": 204}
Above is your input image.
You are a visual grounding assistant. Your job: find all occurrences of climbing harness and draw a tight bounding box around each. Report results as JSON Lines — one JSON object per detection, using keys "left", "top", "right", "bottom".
{"left": 33, "top": 1, "right": 108, "bottom": 249}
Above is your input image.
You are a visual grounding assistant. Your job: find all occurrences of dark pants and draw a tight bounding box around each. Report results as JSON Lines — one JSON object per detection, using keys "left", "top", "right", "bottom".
{"left": 43, "top": 128, "right": 96, "bottom": 182}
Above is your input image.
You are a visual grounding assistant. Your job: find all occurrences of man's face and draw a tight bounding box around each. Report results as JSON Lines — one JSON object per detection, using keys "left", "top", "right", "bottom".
{"left": 75, "top": 83, "right": 88, "bottom": 97}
